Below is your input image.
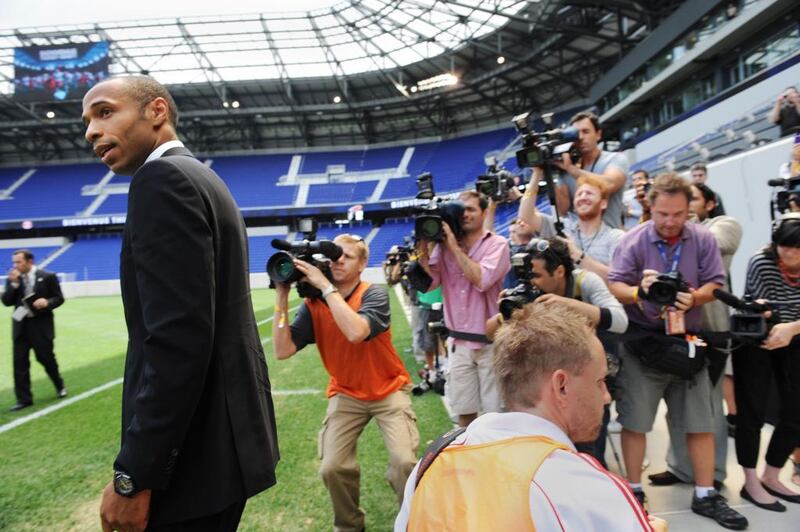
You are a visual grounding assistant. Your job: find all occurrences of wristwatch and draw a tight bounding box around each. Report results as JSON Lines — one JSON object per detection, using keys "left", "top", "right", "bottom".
{"left": 113, "top": 470, "right": 139, "bottom": 498}
{"left": 322, "top": 284, "right": 339, "bottom": 298}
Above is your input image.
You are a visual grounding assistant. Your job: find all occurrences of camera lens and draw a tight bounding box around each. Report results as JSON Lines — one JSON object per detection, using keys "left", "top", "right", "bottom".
{"left": 266, "top": 251, "right": 298, "bottom": 283}
{"left": 417, "top": 218, "right": 441, "bottom": 240}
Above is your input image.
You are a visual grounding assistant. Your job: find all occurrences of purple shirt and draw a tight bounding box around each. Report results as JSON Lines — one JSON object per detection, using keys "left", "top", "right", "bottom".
{"left": 608, "top": 220, "right": 725, "bottom": 332}
{"left": 429, "top": 231, "right": 511, "bottom": 348}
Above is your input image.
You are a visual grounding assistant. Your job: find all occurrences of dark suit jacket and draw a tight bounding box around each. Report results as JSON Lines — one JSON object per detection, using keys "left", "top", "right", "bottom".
{"left": 1, "top": 268, "right": 64, "bottom": 341}
{"left": 117, "top": 146, "right": 279, "bottom": 525}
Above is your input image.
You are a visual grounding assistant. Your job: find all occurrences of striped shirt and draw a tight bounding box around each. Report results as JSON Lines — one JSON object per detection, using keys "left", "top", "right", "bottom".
{"left": 745, "top": 249, "right": 800, "bottom": 323}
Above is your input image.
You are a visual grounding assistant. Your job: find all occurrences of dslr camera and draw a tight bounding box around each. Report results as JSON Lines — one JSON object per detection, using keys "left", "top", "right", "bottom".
{"left": 266, "top": 238, "right": 342, "bottom": 299}
{"left": 475, "top": 159, "right": 517, "bottom": 201}
{"left": 414, "top": 172, "right": 465, "bottom": 242}
{"left": 512, "top": 112, "right": 582, "bottom": 169}
{"left": 498, "top": 252, "right": 544, "bottom": 320}
{"left": 646, "top": 271, "right": 689, "bottom": 306}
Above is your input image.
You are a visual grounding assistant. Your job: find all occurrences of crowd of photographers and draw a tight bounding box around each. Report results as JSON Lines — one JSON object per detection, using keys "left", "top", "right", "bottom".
{"left": 265, "top": 109, "right": 800, "bottom": 531}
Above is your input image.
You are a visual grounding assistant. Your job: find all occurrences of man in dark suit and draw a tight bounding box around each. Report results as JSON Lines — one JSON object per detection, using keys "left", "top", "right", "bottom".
{"left": 82, "top": 76, "right": 279, "bottom": 532}
{"left": 2, "top": 249, "right": 66, "bottom": 411}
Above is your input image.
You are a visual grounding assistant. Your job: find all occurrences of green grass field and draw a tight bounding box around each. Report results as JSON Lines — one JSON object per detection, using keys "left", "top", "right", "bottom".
{"left": 0, "top": 288, "right": 452, "bottom": 531}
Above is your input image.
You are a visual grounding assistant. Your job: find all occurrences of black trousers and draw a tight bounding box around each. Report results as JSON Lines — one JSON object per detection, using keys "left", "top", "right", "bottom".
{"left": 146, "top": 500, "right": 246, "bottom": 532}
{"left": 732, "top": 340, "right": 800, "bottom": 469}
{"left": 13, "top": 320, "right": 63, "bottom": 404}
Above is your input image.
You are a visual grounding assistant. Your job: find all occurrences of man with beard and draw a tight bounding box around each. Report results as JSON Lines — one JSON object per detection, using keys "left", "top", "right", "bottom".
{"left": 395, "top": 304, "right": 664, "bottom": 532}
{"left": 519, "top": 173, "right": 624, "bottom": 283}
{"left": 554, "top": 110, "right": 630, "bottom": 229}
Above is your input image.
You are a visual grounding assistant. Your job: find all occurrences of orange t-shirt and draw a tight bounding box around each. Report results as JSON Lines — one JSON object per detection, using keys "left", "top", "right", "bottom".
{"left": 305, "top": 282, "right": 411, "bottom": 401}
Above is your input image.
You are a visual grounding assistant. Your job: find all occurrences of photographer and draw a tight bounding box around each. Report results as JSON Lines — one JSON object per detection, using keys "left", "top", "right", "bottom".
{"left": 650, "top": 182, "right": 742, "bottom": 493}
{"left": 272, "top": 234, "right": 419, "bottom": 532}
{"left": 732, "top": 213, "right": 800, "bottom": 511}
{"left": 519, "top": 172, "right": 623, "bottom": 283}
{"left": 485, "top": 237, "right": 626, "bottom": 466}
{"left": 486, "top": 238, "right": 627, "bottom": 339}
{"left": 395, "top": 304, "right": 664, "bottom": 532}
{"left": 553, "top": 110, "right": 630, "bottom": 229}
{"left": 632, "top": 169, "right": 652, "bottom": 224}
{"left": 417, "top": 190, "right": 510, "bottom": 427}
{"left": 768, "top": 86, "right": 800, "bottom": 137}
{"left": 608, "top": 173, "right": 748, "bottom": 530}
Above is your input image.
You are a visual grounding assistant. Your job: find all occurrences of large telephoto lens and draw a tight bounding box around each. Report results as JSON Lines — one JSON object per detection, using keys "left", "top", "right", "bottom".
{"left": 266, "top": 251, "right": 300, "bottom": 283}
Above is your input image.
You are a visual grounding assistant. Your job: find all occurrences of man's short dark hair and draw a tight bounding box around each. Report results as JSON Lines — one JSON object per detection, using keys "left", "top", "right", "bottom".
{"left": 13, "top": 249, "right": 33, "bottom": 261}
{"left": 529, "top": 237, "right": 574, "bottom": 278}
{"left": 690, "top": 162, "right": 707, "bottom": 174}
{"left": 632, "top": 169, "right": 649, "bottom": 179}
{"left": 458, "top": 190, "right": 489, "bottom": 211}
{"left": 570, "top": 110, "right": 601, "bottom": 132}
{"left": 693, "top": 182, "right": 716, "bottom": 204}
{"left": 120, "top": 75, "right": 179, "bottom": 128}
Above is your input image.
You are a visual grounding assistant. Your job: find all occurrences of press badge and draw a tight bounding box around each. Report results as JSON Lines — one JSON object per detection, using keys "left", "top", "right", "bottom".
{"left": 665, "top": 307, "right": 686, "bottom": 335}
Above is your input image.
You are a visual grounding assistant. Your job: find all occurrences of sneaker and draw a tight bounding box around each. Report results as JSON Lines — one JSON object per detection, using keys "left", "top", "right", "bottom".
{"left": 57, "top": 388, "right": 68, "bottom": 398}
{"left": 691, "top": 490, "right": 748, "bottom": 530}
{"left": 632, "top": 489, "right": 647, "bottom": 509}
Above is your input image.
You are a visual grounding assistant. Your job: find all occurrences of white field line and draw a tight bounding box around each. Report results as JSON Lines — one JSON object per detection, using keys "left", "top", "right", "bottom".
{"left": 256, "top": 304, "right": 300, "bottom": 326}
{"left": 0, "top": 382, "right": 321, "bottom": 434}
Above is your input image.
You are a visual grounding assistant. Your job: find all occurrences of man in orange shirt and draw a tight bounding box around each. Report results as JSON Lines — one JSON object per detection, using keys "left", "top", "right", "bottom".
{"left": 273, "top": 234, "right": 419, "bottom": 532}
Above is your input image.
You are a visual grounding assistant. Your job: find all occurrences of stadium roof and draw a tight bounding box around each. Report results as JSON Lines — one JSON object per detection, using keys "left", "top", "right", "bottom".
{"left": 0, "top": 0, "right": 686, "bottom": 164}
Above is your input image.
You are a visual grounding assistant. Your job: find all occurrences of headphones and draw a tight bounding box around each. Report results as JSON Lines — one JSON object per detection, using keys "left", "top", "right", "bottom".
{"left": 772, "top": 212, "right": 800, "bottom": 244}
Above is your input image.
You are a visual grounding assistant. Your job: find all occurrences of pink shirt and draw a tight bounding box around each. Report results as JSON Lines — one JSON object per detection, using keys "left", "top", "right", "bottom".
{"left": 429, "top": 231, "right": 510, "bottom": 349}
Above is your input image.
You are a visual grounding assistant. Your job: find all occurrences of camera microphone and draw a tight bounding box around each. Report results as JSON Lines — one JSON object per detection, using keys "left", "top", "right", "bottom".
{"left": 271, "top": 238, "right": 293, "bottom": 251}
{"left": 713, "top": 288, "right": 744, "bottom": 308}
{"left": 317, "top": 240, "right": 343, "bottom": 261}
{"left": 767, "top": 178, "right": 788, "bottom": 187}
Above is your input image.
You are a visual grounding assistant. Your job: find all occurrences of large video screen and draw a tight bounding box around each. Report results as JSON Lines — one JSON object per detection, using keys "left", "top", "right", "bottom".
{"left": 13, "top": 41, "right": 109, "bottom": 102}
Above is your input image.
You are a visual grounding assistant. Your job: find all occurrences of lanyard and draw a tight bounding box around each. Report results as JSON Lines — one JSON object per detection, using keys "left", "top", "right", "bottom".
{"left": 656, "top": 240, "right": 682, "bottom": 273}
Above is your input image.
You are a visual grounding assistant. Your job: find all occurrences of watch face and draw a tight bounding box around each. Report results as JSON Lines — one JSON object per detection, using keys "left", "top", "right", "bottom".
{"left": 114, "top": 472, "right": 135, "bottom": 496}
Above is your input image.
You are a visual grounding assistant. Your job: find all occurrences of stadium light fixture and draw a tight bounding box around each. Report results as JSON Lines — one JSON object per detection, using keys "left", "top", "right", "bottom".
{"left": 231, "top": 100, "right": 240, "bottom": 108}
{"left": 46, "top": 111, "right": 55, "bottom": 119}
{"left": 416, "top": 73, "right": 459, "bottom": 92}
{"left": 497, "top": 56, "right": 506, "bottom": 64}
{"left": 222, "top": 101, "right": 230, "bottom": 108}
{"left": 333, "top": 95, "right": 342, "bottom": 103}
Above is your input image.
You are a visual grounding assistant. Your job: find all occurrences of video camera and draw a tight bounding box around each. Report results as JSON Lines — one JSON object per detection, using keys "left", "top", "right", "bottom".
{"left": 266, "top": 238, "right": 342, "bottom": 299}
{"left": 475, "top": 159, "right": 517, "bottom": 201}
{"left": 498, "top": 252, "right": 544, "bottom": 319}
{"left": 513, "top": 112, "right": 581, "bottom": 169}
{"left": 645, "top": 271, "right": 689, "bottom": 306}
{"left": 713, "top": 289, "right": 775, "bottom": 340}
{"left": 413, "top": 172, "right": 465, "bottom": 242}
{"left": 767, "top": 175, "right": 800, "bottom": 218}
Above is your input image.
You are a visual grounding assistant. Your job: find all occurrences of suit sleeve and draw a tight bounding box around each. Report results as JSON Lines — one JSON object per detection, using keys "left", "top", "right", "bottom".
{"left": 114, "top": 160, "right": 217, "bottom": 490}
{"left": 45, "top": 272, "right": 64, "bottom": 310}
{"left": 1, "top": 280, "right": 19, "bottom": 306}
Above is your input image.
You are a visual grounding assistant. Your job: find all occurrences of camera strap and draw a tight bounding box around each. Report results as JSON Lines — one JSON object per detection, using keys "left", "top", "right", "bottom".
{"left": 449, "top": 330, "right": 491, "bottom": 344}
{"left": 656, "top": 240, "right": 682, "bottom": 273}
{"left": 414, "top": 426, "right": 467, "bottom": 488}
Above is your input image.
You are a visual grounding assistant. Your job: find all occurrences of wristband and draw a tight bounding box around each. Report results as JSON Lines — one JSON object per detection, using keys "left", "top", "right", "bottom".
{"left": 274, "top": 305, "right": 286, "bottom": 329}
{"left": 322, "top": 284, "right": 338, "bottom": 298}
{"left": 632, "top": 287, "right": 639, "bottom": 303}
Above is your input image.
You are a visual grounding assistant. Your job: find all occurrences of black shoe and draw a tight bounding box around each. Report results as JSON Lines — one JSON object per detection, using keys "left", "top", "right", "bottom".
{"left": 57, "top": 388, "right": 68, "bottom": 398}
{"left": 761, "top": 482, "right": 800, "bottom": 504}
{"left": 649, "top": 470, "right": 685, "bottom": 486}
{"left": 740, "top": 486, "right": 786, "bottom": 512}
{"left": 692, "top": 490, "right": 748, "bottom": 530}
{"left": 632, "top": 489, "right": 647, "bottom": 508}
{"left": 714, "top": 480, "right": 725, "bottom": 492}
{"left": 9, "top": 402, "right": 32, "bottom": 412}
